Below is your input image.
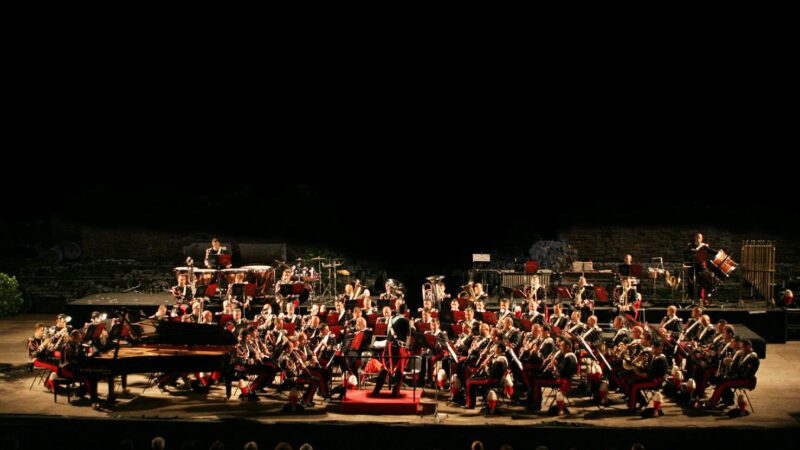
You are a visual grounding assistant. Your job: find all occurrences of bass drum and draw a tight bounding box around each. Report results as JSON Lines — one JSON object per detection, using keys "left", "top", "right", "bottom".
{"left": 710, "top": 250, "right": 737, "bottom": 277}
{"left": 222, "top": 268, "right": 248, "bottom": 285}
{"left": 193, "top": 268, "right": 220, "bottom": 286}
{"left": 241, "top": 265, "right": 275, "bottom": 296}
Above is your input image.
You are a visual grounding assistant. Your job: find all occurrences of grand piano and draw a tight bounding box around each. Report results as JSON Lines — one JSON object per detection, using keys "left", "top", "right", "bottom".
{"left": 77, "top": 314, "right": 236, "bottom": 402}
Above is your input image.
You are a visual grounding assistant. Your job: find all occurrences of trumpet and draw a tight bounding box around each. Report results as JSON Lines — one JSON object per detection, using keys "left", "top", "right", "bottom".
{"left": 715, "top": 349, "right": 739, "bottom": 378}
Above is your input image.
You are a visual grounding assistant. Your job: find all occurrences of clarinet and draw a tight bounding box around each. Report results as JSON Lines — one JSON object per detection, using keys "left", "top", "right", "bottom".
{"left": 543, "top": 350, "right": 561, "bottom": 376}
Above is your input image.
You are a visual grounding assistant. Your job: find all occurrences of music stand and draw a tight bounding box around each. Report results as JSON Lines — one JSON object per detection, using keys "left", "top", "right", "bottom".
{"left": 556, "top": 286, "right": 573, "bottom": 302}
{"left": 218, "top": 254, "right": 231, "bottom": 267}
{"left": 206, "top": 254, "right": 220, "bottom": 268}
{"left": 618, "top": 264, "right": 632, "bottom": 277}
{"left": 279, "top": 284, "right": 294, "bottom": 297}
{"left": 230, "top": 283, "right": 245, "bottom": 300}
{"left": 438, "top": 309, "right": 455, "bottom": 328}
{"left": 83, "top": 323, "right": 101, "bottom": 343}
{"left": 377, "top": 298, "right": 392, "bottom": 310}
{"left": 194, "top": 285, "right": 209, "bottom": 298}
{"left": 258, "top": 297, "right": 278, "bottom": 314}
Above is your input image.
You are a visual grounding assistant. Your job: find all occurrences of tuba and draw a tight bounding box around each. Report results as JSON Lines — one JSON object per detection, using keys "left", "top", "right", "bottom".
{"left": 467, "top": 281, "right": 477, "bottom": 300}
{"left": 459, "top": 281, "right": 477, "bottom": 301}
{"left": 422, "top": 282, "right": 434, "bottom": 303}
{"left": 623, "top": 348, "right": 651, "bottom": 375}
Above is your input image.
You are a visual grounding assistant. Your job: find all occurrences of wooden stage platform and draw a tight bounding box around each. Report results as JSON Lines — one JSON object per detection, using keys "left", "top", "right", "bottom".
{"left": 1, "top": 314, "right": 799, "bottom": 450}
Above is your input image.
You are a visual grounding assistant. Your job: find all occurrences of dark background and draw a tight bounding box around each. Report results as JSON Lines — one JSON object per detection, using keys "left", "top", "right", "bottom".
{"left": 3, "top": 34, "right": 796, "bottom": 306}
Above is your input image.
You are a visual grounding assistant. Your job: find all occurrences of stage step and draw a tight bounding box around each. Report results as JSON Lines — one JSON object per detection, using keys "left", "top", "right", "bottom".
{"left": 786, "top": 309, "right": 800, "bottom": 340}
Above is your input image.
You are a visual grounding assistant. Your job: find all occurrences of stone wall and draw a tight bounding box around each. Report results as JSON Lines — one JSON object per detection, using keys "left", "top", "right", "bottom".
{"left": 557, "top": 226, "right": 800, "bottom": 299}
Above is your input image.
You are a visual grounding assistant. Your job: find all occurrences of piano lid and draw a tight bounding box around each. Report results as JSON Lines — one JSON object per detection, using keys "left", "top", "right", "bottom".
{"left": 132, "top": 318, "right": 236, "bottom": 346}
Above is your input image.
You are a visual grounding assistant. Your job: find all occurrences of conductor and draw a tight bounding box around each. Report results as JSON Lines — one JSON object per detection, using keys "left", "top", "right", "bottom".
{"left": 371, "top": 304, "right": 410, "bottom": 397}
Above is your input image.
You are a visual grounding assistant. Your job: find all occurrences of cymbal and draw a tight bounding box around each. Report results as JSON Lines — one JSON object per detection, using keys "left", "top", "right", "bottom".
{"left": 337, "top": 269, "right": 351, "bottom": 276}
{"left": 310, "top": 256, "right": 326, "bottom": 261}
{"left": 426, "top": 275, "right": 445, "bottom": 281}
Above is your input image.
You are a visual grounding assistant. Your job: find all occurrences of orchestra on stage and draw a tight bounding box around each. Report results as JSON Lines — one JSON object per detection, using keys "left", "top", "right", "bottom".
{"left": 26, "top": 234, "right": 762, "bottom": 416}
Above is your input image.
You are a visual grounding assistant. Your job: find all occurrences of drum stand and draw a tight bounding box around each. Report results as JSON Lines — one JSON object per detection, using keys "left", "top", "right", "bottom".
{"left": 433, "top": 360, "right": 447, "bottom": 423}
{"left": 678, "top": 266, "right": 690, "bottom": 309}
{"left": 319, "top": 259, "right": 342, "bottom": 304}
{"left": 320, "top": 263, "right": 334, "bottom": 303}
{"left": 315, "top": 258, "right": 324, "bottom": 300}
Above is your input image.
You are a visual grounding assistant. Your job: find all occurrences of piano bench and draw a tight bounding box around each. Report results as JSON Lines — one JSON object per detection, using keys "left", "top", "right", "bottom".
{"left": 52, "top": 377, "right": 77, "bottom": 404}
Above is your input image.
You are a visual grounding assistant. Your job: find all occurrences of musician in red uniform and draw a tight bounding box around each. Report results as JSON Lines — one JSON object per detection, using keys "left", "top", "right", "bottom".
{"left": 342, "top": 316, "right": 371, "bottom": 376}
{"left": 464, "top": 342, "right": 508, "bottom": 409}
{"left": 782, "top": 289, "right": 795, "bottom": 308}
{"left": 423, "top": 318, "right": 449, "bottom": 385}
{"left": 706, "top": 339, "right": 759, "bottom": 408}
{"left": 529, "top": 339, "right": 577, "bottom": 411}
{"left": 28, "top": 323, "right": 59, "bottom": 390}
{"left": 235, "top": 328, "right": 277, "bottom": 401}
{"left": 172, "top": 274, "right": 193, "bottom": 304}
{"left": 459, "top": 307, "right": 480, "bottom": 334}
{"left": 333, "top": 300, "right": 352, "bottom": 327}
{"left": 685, "top": 233, "right": 719, "bottom": 305}
{"left": 377, "top": 306, "right": 393, "bottom": 325}
{"left": 292, "top": 332, "right": 330, "bottom": 405}
{"left": 59, "top": 330, "right": 100, "bottom": 409}
{"left": 622, "top": 340, "right": 668, "bottom": 410}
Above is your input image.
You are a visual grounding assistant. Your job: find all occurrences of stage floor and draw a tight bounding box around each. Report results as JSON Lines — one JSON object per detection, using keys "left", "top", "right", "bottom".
{"left": 1, "top": 315, "right": 799, "bottom": 431}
